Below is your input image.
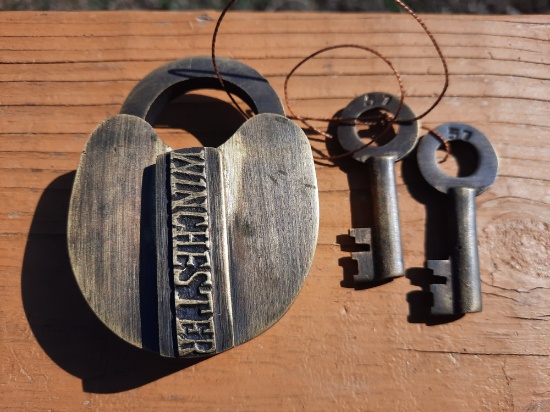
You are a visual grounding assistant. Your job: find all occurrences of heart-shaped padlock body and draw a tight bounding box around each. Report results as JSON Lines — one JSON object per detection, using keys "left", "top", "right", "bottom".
{"left": 68, "top": 57, "right": 318, "bottom": 358}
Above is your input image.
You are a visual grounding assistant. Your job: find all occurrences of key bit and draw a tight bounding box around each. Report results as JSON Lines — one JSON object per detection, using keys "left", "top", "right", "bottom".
{"left": 417, "top": 123, "right": 498, "bottom": 315}
{"left": 349, "top": 228, "right": 374, "bottom": 283}
{"left": 338, "top": 92, "right": 419, "bottom": 284}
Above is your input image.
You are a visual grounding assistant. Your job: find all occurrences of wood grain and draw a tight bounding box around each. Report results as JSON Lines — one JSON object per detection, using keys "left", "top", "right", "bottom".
{"left": 1, "top": 11, "right": 549, "bottom": 411}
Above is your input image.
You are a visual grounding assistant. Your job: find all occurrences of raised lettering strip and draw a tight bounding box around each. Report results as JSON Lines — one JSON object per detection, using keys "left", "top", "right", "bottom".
{"left": 170, "top": 150, "right": 216, "bottom": 357}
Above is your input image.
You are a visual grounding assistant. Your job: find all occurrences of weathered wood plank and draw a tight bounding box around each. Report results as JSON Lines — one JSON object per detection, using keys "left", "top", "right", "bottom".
{"left": 1, "top": 11, "right": 549, "bottom": 412}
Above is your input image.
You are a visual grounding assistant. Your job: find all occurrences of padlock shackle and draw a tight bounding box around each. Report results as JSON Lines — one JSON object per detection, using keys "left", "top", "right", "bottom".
{"left": 120, "top": 56, "right": 285, "bottom": 124}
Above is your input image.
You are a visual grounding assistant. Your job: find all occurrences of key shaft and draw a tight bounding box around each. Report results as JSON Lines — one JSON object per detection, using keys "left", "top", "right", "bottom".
{"left": 430, "top": 187, "right": 482, "bottom": 315}
{"left": 369, "top": 155, "right": 404, "bottom": 279}
{"left": 449, "top": 187, "right": 482, "bottom": 313}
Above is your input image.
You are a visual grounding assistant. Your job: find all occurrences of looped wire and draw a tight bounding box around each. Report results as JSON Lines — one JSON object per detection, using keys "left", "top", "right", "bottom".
{"left": 211, "top": 0, "right": 451, "bottom": 163}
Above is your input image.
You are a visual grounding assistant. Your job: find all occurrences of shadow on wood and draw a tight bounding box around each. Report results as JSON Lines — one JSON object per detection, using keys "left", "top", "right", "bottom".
{"left": 406, "top": 267, "right": 464, "bottom": 325}
{"left": 401, "top": 147, "right": 464, "bottom": 325}
{"left": 153, "top": 92, "right": 249, "bottom": 149}
{"left": 21, "top": 172, "right": 201, "bottom": 393}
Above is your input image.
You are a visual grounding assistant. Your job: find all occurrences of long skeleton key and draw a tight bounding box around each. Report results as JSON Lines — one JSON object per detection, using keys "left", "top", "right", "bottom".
{"left": 338, "top": 93, "right": 419, "bottom": 283}
{"left": 417, "top": 123, "right": 498, "bottom": 315}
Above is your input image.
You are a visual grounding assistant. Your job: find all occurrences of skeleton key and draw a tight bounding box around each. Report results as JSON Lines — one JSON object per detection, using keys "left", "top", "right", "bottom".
{"left": 338, "top": 93, "right": 419, "bottom": 283}
{"left": 417, "top": 123, "right": 498, "bottom": 315}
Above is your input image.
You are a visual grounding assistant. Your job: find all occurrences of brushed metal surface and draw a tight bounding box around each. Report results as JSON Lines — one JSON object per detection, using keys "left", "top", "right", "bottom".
{"left": 68, "top": 115, "right": 170, "bottom": 348}
{"left": 68, "top": 57, "right": 318, "bottom": 357}
{"left": 219, "top": 114, "right": 319, "bottom": 345}
{"left": 154, "top": 150, "right": 174, "bottom": 356}
{"left": 203, "top": 148, "right": 235, "bottom": 355}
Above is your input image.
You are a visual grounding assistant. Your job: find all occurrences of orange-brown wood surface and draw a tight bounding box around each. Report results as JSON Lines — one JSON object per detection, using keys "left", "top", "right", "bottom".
{"left": 1, "top": 11, "right": 549, "bottom": 411}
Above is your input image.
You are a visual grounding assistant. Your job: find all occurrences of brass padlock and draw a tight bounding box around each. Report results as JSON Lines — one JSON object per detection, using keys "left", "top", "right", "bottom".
{"left": 68, "top": 56, "right": 318, "bottom": 358}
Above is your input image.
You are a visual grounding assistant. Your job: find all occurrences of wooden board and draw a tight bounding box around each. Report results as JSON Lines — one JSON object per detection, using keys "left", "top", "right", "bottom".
{"left": 1, "top": 11, "right": 549, "bottom": 411}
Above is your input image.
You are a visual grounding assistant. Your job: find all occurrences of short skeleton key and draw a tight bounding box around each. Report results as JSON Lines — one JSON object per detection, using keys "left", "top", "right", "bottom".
{"left": 338, "top": 93, "right": 419, "bottom": 283}
{"left": 417, "top": 123, "right": 498, "bottom": 315}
